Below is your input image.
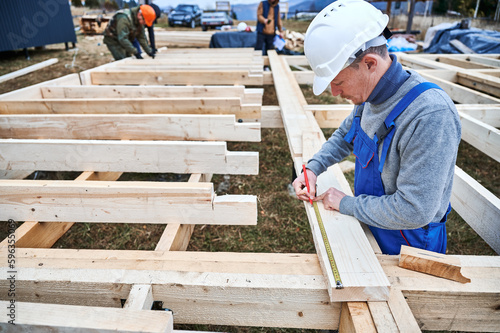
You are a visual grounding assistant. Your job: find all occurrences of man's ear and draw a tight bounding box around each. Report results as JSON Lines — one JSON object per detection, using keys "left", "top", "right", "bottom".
{"left": 363, "top": 54, "right": 378, "bottom": 72}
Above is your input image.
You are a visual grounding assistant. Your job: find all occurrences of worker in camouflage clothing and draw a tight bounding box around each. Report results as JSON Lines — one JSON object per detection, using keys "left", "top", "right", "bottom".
{"left": 103, "top": 5, "right": 156, "bottom": 60}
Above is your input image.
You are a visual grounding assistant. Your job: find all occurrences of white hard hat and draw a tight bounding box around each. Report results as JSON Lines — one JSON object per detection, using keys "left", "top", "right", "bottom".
{"left": 237, "top": 22, "right": 248, "bottom": 32}
{"left": 304, "top": 0, "right": 389, "bottom": 95}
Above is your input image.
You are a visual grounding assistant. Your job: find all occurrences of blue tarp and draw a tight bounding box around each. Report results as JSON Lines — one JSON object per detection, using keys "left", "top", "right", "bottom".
{"left": 424, "top": 25, "right": 500, "bottom": 54}
{"left": 209, "top": 31, "right": 257, "bottom": 48}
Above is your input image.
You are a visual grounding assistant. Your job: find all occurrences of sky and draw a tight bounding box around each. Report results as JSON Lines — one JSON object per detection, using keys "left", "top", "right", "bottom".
{"left": 153, "top": 0, "right": 261, "bottom": 10}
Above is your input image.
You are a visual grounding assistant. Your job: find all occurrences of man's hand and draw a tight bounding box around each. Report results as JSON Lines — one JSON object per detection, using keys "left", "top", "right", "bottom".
{"left": 292, "top": 169, "right": 317, "bottom": 202}
{"left": 135, "top": 52, "right": 143, "bottom": 59}
{"left": 314, "top": 187, "right": 347, "bottom": 211}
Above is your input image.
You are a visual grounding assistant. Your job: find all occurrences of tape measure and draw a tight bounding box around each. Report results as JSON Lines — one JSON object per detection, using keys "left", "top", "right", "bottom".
{"left": 313, "top": 201, "right": 343, "bottom": 289}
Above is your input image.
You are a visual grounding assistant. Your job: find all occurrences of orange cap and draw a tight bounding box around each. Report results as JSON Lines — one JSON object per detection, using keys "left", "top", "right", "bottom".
{"left": 140, "top": 5, "right": 156, "bottom": 27}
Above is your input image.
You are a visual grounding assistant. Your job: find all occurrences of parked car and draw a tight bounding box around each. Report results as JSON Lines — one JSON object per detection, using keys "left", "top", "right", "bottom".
{"left": 201, "top": 12, "right": 233, "bottom": 31}
{"left": 168, "top": 4, "right": 202, "bottom": 28}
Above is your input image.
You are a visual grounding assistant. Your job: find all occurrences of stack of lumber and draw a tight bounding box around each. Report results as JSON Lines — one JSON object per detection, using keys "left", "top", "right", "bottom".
{"left": 154, "top": 30, "right": 215, "bottom": 48}
{"left": 79, "top": 15, "right": 112, "bottom": 35}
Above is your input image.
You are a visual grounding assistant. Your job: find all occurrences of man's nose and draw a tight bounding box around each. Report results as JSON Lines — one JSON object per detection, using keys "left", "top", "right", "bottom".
{"left": 330, "top": 83, "right": 341, "bottom": 96}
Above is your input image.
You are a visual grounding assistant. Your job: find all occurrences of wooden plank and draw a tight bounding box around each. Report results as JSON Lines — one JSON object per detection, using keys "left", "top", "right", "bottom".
{"left": 449, "top": 40, "right": 476, "bottom": 55}
{"left": 451, "top": 167, "right": 500, "bottom": 254}
{"left": 268, "top": 50, "right": 309, "bottom": 158}
{"left": 418, "top": 72, "right": 500, "bottom": 104}
{"left": 0, "top": 73, "right": 80, "bottom": 101}
{"left": 0, "top": 58, "right": 58, "bottom": 84}
{"left": 0, "top": 180, "right": 257, "bottom": 225}
{"left": 0, "top": 170, "right": 33, "bottom": 179}
{"left": 0, "top": 114, "right": 261, "bottom": 142}
{"left": 367, "top": 301, "right": 400, "bottom": 333}
{"left": 380, "top": 254, "right": 500, "bottom": 332}
{"left": 339, "top": 302, "right": 377, "bottom": 333}
{"left": 90, "top": 70, "right": 263, "bottom": 86}
{"left": 155, "top": 173, "right": 212, "bottom": 252}
{"left": 260, "top": 105, "right": 284, "bottom": 128}
{"left": 2, "top": 250, "right": 499, "bottom": 331}
{"left": 457, "top": 71, "right": 500, "bottom": 98}
{"left": 124, "top": 285, "right": 154, "bottom": 311}
{"left": 304, "top": 104, "right": 353, "bottom": 128}
{"left": 0, "top": 251, "right": 340, "bottom": 330}
{"left": 0, "top": 301, "right": 173, "bottom": 333}
{"left": 0, "top": 139, "right": 259, "bottom": 175}
{"left": 386, "top": 288, "right": 422, "bottom": 333}
{"left": 459, "top": 111, "right": 500, "bottom": 162}
{"left": 436, "top": 55, "right": 491, "bottom": 69}
{"left": 399, "top": 245, "right": 471, "bottom": 283}
{"left": 0, "top": 98, "right": 261, "bottom": 121}
{"left": 456, "top": 104, "right": 500, "bottom": 127}
{"left": 0, "top": 171, "right": 123, "bottom": 248}
{"left": 466, "top": 55, "right": 500, "bottom": 67}
{"left": 39, "top": 85, "right": 263, "bottom": 104}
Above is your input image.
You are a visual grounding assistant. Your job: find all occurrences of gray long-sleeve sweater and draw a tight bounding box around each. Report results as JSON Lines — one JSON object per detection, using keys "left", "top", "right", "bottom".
{"left": 306, "top": 58, "right": 461, "bottom": 230}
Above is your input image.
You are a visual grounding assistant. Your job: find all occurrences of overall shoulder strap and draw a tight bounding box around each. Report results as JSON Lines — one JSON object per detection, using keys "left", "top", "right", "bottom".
{"left": 375, "top": 82, "right": 441, "bottom": 145}
{"left": 376, "top": 82, "right": 442, "bottom": 172}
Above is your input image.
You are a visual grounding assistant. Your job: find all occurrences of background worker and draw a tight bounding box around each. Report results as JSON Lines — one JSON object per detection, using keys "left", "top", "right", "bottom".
{"left": 293, "top": 0, "right": 461, "bottom": 255}
{"left": 255, "top": 0, "right": 283, "bottom": 55}
{"left": 103, "top": 5, "right": 156, "bottom": 60}
{"left": 133, "top": 2, "right": 162, "bottom": 58}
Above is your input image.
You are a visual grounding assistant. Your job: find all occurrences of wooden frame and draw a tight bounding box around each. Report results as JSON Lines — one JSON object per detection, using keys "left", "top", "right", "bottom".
{"left": 0, "top": 48, "right": 498, "bottom": 332}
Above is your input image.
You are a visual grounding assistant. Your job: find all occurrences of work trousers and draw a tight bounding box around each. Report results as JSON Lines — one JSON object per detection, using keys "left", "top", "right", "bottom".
{"left": 255, "top": 32, "right": 275, "bottom": 56}
{"left": 103, "top": 36, "right": 132, "bottom": 61}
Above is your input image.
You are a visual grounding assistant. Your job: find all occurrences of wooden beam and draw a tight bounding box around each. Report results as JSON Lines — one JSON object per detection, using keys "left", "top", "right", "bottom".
{"left": 380, "top": 254, "right": 500, "bottom": 332}
{"left": 268, "top": 50, "right": 310, "bottom": 158}
{"left": 0, "top": 301, "right": 173, "bottom": 333}
{"left": 0, "top": 58, "right": 58, "bottom": 84}
{"left": 385, "top": 288, "right": 421, "bottom": 333}
{"left": 155, "top": 173, "right": 212, "bottom": 252}
{"left": 0, "top": 98, "right": 261, "bottom": 121}
{"left": 124, "top": 285, "right": 154, "bottom": 311}
{"left": 459, "top": 111, "right": 500, "bottom": 162}
{"left": 2, "top": 250, "right": 499, "bottom": 331}
{"left": 451, "top": 167, "right": 500, "bottom": 254}
{"left": 0, "top": 180, "right": 257, "bottom": 225}
{"left": 0, "top": 114, "right": 261, "bottom": 142}
{"left": 0, "top": 171, "right": 123, "bottom": 248}
{"left": 90, "top": 70, "right": 263, "bottom": 86}
{"left": 339, "top": 302, "right": 377, "bottom": 333}
{"left": 466, "top": 55, "right": 500, "bottom": 67}
{"left": 457, "top": 71, "right": 500, "bottom": 98}
{"left": 0, "top": 74, "right": 80, "bottom": 101}
{"left": 418, "top": 71, "right": 500, "bottom": 104}
{"left": 399, "top": 245, "right": 471, "bottom": 283}
{"left": 456, "top": 104, "right": 500, "bottom": 127}
{"left": 39, "top": 86, "right": 263, "bottom": 104}
{"left": 0, "top": 170, "right": 33, "bottom": 179}
{"left": 0, "top": 139, "right": 259, "bottom": 175}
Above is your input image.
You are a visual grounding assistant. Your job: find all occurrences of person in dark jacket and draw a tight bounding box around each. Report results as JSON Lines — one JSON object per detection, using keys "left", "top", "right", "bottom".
{"left": 103, "top": 5, "right": 156, "bottom": 60}
{"left": 255, "top": 0, "right": 283, "bottom": 55}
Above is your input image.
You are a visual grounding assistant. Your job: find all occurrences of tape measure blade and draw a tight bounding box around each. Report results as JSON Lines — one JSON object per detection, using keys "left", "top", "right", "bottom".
{"left": 313, "top": 202, "right": 343, "bottom": 289}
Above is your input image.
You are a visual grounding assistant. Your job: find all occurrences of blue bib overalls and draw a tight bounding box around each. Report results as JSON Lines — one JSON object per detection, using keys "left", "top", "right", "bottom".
{"left": 344, "top": 82, "right": 450, "bottom": 255}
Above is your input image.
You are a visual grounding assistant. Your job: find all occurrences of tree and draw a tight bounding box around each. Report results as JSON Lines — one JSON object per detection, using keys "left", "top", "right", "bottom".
{"left": 85, "top": 0, "right": 100, "bottom": 9}
{"left": 104, "top": 0, "right": 119, "bottom": 11}
{"left": 72, "top": 0, "right": 83, "bottom": 7}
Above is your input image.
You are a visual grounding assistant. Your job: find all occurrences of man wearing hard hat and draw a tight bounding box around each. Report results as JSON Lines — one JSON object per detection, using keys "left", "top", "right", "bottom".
{"left": 103, "top": 5, "right": 156, "bottom": 60}
{"left": 293, "top": 0, "right": 461, "bottom": 255}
